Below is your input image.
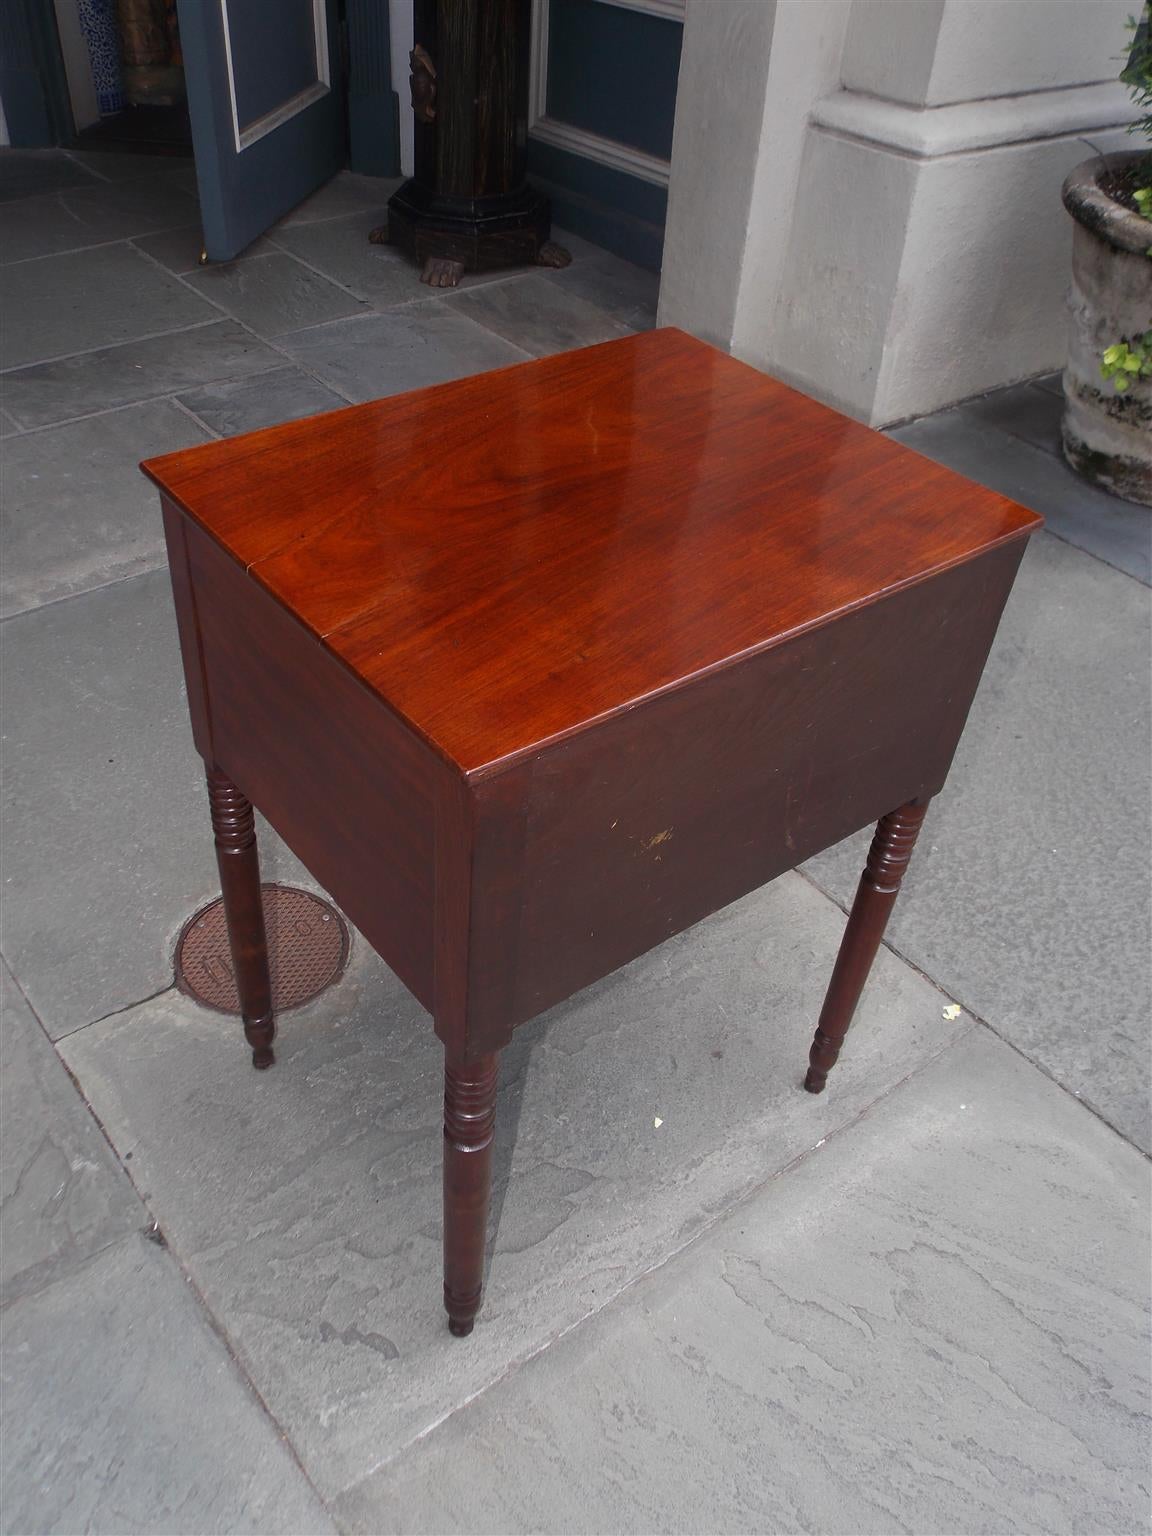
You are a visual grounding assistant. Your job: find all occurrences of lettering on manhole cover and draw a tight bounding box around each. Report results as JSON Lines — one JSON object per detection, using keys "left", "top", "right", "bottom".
{"left": 175, "top": 884, "right": 349, "bottom": 1015}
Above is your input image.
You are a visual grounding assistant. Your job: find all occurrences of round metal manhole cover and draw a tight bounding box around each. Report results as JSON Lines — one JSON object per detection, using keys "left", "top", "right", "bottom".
{"left": 175, "top": 884, "right": 350, "bottom": 1016}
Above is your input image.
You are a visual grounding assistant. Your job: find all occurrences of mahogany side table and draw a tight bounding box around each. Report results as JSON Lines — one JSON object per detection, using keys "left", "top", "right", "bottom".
{"left": 142, "top": 329, "right": 1040, "bottom": 1337}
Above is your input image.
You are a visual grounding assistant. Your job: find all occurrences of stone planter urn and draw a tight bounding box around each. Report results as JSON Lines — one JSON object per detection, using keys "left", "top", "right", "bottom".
{"left": 1061, "top": 152, "right": 1152, "bottom": 507}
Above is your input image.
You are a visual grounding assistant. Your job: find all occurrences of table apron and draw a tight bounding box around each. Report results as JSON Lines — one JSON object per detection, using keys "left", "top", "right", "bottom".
{"left": 164, "top": 499, "right": 1027, "bottom": 1058}
{"left": 164, "top": 501, "right": 444, "bottom": 1013}
{"left": 458, "top": 538, "right": 1028, "bottom": 1048}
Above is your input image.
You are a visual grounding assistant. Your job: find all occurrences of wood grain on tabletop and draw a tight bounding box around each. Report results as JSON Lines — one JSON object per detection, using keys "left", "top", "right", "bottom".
{"left": 142, "top": 328, "right": 1040, "bottom": 774}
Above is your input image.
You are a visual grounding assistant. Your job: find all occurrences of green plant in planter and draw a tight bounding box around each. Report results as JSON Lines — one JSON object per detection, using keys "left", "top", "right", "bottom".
{"left": 1101, "top": 332, "right": 1152, "bottom": 391}
{"left": 1098, "top": 6, "right": 1152, "bottom": 392}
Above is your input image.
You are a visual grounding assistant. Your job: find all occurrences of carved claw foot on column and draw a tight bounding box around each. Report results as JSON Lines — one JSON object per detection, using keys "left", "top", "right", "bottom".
{"left": 536, "top": 241, "right": 572, "bottom": 269}
{"left": 206, "top": 767, "right": 275, "bottom": 1070}
{"left": 368, "top": 223, "right": 390, "bottom": 245}
{"left": 443, "top": 1053, "right": 498, "bottom": 1336}
{"left": 421, "top": 256, "right": 466, "bottom": 288}
{"left": 804, "top": 798, "right": 930, "bottom": 1094}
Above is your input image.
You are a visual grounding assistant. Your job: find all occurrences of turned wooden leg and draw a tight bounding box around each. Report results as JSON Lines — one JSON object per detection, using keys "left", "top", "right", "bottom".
{"left": 443, "top": 1052, "right": 498, "bottom": 1337}
{"left": 805, "top": 798, "right": 930, "bottom": 1094}
{"left": 206, "top": 767, "right": 275, "bottom": 1070}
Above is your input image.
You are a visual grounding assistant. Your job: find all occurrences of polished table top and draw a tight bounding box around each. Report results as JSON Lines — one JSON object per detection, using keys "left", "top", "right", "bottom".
{"left": 142, "top": 328, "right": 1038, "bottom": 777}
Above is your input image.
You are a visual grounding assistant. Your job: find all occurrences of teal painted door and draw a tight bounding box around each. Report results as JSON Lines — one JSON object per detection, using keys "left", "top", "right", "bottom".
{"left": 178, "top": 0, "right": 346, "bottom": 260}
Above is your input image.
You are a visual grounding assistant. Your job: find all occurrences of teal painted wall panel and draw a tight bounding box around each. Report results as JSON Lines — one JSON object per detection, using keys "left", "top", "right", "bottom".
{"left": 528, "top": 138, "right": 666, "bottom": 269}
{"left": 545, "top": 0, "right": 682, "bottom": 160}
{"left": 529, "top": 0, "right": 680, "bottom": 268}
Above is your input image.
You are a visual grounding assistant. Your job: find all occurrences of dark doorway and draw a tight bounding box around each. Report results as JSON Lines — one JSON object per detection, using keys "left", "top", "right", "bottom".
{"left": 71, "top": 0, "right": 192, "bottom": 157}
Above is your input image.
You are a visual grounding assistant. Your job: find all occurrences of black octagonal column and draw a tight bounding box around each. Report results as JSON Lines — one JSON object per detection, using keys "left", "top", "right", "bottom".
{"left": 375, "top": 0, "right": 570, "bottom": 287}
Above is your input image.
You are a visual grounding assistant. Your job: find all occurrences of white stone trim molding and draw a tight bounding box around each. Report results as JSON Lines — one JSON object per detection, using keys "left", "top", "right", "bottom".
{"left": 811, "top": 80, "right": 1136, "bottom": 159}
{"left": 596, "top": 0, "right": 686, "bottom": 17}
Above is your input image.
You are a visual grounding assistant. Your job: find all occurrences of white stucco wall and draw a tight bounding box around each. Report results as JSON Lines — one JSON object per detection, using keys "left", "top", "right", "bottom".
{"left": 767, "top": 88, "right": 1133, "bottom": 422}
{"left": 729, "top": 0, "right": 852, "bottom": 363}
{"left": 923, "top": 0, "right": 1135, "bottom": 101}
{"left": 660, "top": 0, "right": 1140, "bottom": 426}
{"left": 842, "top": 0, "right": 1131, "bottom": 104}
{"left": 839, "top": 0, "right": 944, "bottom": 105}
{"left": 658, "top": 1, "right": 779, "bottom": 350}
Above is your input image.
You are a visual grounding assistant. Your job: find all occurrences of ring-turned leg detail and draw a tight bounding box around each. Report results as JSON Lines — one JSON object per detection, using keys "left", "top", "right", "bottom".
{"left": 206, "top": 767, "right": 275, "bottom": 1070}
{"left": 804, "top": 798, "right": 930, "bottom": 1094}
{"left": 443, "top": 1052, "right": 498, "bottom": 1337}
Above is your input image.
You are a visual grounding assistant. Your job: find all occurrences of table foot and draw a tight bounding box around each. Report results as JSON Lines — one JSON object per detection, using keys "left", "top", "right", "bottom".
{"left": 206, "top": 767, "right": 276, "bottom": 1070}
{"left": 250, "top": 1036, "right": 276, "bottom": 1071}
{"left": 443, "top": 1052, "right": 498, "bottom": 1336}
{"left": 805, "top": 799, "right": 929, "bottom": 1092}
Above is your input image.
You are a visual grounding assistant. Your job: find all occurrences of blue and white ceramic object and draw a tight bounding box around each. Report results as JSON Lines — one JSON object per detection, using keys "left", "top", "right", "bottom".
{"left": 77, "top": 0, "right": 124, "bottom": 115}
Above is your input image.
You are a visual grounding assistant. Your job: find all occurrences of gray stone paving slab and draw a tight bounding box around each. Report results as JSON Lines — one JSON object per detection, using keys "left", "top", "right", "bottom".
{"left": 962, "top": 378, "right": 1063, "bottom": 456}
{"left": 168, "top": 165, "right": 201, "bottom": 197}
{"left": 1, "top": 320, "right": 280, "bottom": 429}
{"left": 58, "top": 872, "right": 970, "bottom": 1500}
{"left": 545, "top": 229, "right": 660, "bottom": 331}
{"left": 447, "top": 271, "right": 635, "bottom": 355}
{"left": 271, "top": 210, "right": 426, "bottom": 309}
{"left": 0, "top": 409, "right": 19, "bottom": 436}
{"left": 0, "top": 1234, "right": 336, "bottom": 1536}
{"left": 0, "top": 174, "right": 201, "bottom": 264}
{"left": 0, "top": 963, "right": 140, "bottom": 1306}
{"left": 0, "top": 243, "right": 216, "bottom": 370}
{"left": 334, "top": 1028, "right": 1151, "bottom": 1536}
{"left": 182, "top": 251, "right": 368, "bottom": 338}
{"left": 270, "top": 209, "right": 534, "bottom": 305}
{"left": 0, "top": 570, "right": 320, "bottom": 1038}
{"left": 808, "top": 532, "right": 1152, "bottom": 1151}
{"left": 132, "top": 224, "right": 273, "bottom": 274}
{"left": 0, "top": 149, "right": 100, "bottom": 201}
{"left": 276, "top": 171, "right": 402, "bottom": 225}
{"left": 891, "top": 407, "right": 1152, "bottom": 584}
{"left": 63, "top": 150, "right": 194, "bottom": 184}
{"left": 278, "top": 306, "right": 529, "bottom": 402}
{"left": 178, "top": 366, "right": 348, "bottom": 436}
{"left": 0, "top": 398, "right": 211, "bottom": 616}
